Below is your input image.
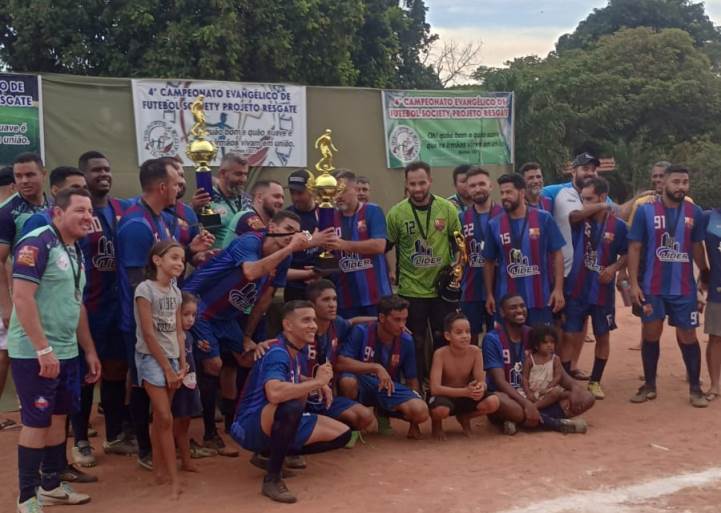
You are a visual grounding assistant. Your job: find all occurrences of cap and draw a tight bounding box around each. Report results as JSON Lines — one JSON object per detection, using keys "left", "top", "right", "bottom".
{"left": 571, "top": 152, "right": 601, "bottom": 168}
{"left": 288, "top": 169, "right": 311, "bottom": 191}
{"left": 0, "top": 166, "right": 14, "bottom": 187}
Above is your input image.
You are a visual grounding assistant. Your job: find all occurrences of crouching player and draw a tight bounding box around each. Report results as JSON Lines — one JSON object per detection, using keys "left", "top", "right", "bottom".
{"left": 336, "top": 295, "right": 429, "bottom": 439}
{"left": 428, "top": 312, "right": 500, "bottom": 440}
{"left": 230, "top": 301, "right": 351, "bottom": 504}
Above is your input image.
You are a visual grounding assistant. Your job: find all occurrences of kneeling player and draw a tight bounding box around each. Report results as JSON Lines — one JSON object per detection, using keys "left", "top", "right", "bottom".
{"left": 336, "top": 295, "right": 429, "bottom": 439}
{"left": 428, "top": 312, "right": 500, "bottom": 440}
{"left": 231, "top": 301, "right": 351, "bottom": 504}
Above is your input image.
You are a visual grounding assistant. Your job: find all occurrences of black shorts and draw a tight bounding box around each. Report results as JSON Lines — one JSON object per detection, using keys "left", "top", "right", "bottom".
{"left": 428, "top": 395, "right": 481, "bottom": 416}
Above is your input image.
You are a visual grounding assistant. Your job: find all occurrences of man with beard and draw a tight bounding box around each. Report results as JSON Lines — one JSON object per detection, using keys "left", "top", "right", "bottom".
{"left": 628, "top": 164, "right": 709, "bottom": 407}
{"left": 163, "top": 158, "right": 200, "bottom": 251}
{"left": 459, "top": 167, "right": 503, "bottom": 344}
{"left": 222, "top": 180, "right": 285, "bottom": 246}
{"left": 519, "top": 162, "right": 553, "bottom": 213}
{"left": 386, "top": 161, "right": 461, "bottom": 386}
{"left": 482, "top": 294, "right": 593, "bottom": 435}
{"left": 483, "top": 174, "right": 566, "bottom": 327}
{"left": 446, "top": 164, "right": 472, "bottom": 212}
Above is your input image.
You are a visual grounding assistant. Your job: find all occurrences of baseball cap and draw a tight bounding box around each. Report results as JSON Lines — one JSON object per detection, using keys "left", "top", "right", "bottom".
{"left": 571, "top": 152, "right": 601, "bottom": 168}
{"left": 0, "top": 166, "right": 14, "bottom": 187}
{"left": 288, "top": 169, "right": 311, "bottom": 191}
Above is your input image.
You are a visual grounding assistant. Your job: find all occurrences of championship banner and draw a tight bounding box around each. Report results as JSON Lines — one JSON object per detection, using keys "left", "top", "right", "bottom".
{"left": 382, "top": 90, "right": 513, "bottom": 168}
{"left": 0, "top": 73, "right": 44, "bottom": 165}
{"left": 132, "top": 79, "right": 307, "bottom": 167}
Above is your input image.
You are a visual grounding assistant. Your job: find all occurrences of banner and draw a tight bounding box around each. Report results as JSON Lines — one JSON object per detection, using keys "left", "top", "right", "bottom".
{"left": 132, "top": 79, "right": 307, "bottom": 167}
{"left": 0, "top": 73, "right": 44, "bottom": 165}
{"left": 382, "top": 90, "right": 513, "bottom": 168}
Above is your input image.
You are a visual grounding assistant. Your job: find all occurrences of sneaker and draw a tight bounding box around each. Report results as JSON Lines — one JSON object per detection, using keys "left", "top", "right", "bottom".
{"left": 249, "top": 453, "right": 297, "bottom": 478}
{"left": 262, "top": 476, "right": 297, "bottom": 504}
{"left": 630, "top": 385, "right": 657, "bottom": 403}
{"left": 376, "top": 414, "right": 393, "bottom": 435}
{"left": 17, "top": 496, "right": 43, "bottom": 513}
{"left": 137, "top": 454, "right": 153, "bottom": 471}
{"left": 690, "top": 391, "right": 709, "bottom": 408}
{"left": 102, "top": 435, "right": 138, "bottom": 456}
{"left": 345, "top": 430, "right": 365, "bottom": 449}
{"left": 71, "top": 441, "right": 96, "bottom": 467}
{"left": 284, "top": 455, "right": 306, "bottom": 469}
{"left": 38, "top": 483, "right": 91, "bottom": 505}
{"left": 204, "top": 433, "right": 239, "bottom": 457}
{"left": 190, "top": 439, "right": 217, "bottom": 459}
{"left": 558, "top": 418, "right": 588, "bottom": 434}
{"left": 59, "top": 464, "right": 98, "bottom": 483}
{"left": 502, "top": 420, "right": 518, "bottom": 436}
{"left": 587, "top": 381, "right": 605, "bottom": 400}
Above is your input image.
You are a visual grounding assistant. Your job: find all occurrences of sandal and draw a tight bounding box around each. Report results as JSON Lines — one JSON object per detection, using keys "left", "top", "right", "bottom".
{"left": 0, "top": 418, "right": 17, "bottom": 430}
{"left": 705, "top": 392, "right": 719, "bottom": 402}
{"left": 570, "top": 369, "right": 590, "bottom": 381}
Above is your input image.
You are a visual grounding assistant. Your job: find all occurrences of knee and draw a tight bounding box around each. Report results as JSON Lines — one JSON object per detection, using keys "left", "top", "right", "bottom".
{"left": 356, "top": 407, "right": 374, "bottom": 430}
{"left": 203, "top": 357, "right": 222, "bottom": 376}
{"left": 430, "top": 406, "right": 450, "bottom": 420}
{"left": 153, "top": 410, "right": 173, "bottom": 430}
{"left": 408, "top": 400, "right": 429, "bottom": 423}
{"left": 481, "top": 395, "right": 501, "bottom": 414}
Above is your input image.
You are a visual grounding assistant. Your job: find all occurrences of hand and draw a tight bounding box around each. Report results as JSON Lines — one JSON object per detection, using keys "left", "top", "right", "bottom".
{"left": 698, "top": 296, "right": 706, "bottom": 314}
{"left": 288, "top": 231, "right": 312, "bottom": 252}
{"left": 190, "top": 189, "right": 212, "bottom": 212}
{"left": 323, "top": 236, "right": 346, "bottom": 252}
{"left": 38, "top": 351, "right": 60, "bottom": 379}
{"left": 523, "top": 402, "right": 540, "bottom": 427}
{"left": 375, "top": 365, "right": 395, "bottom": 396}
{"left": 243, "top": 337, "right": 257, "bottom": 354}
{"left": 196, "top": 339, "right": 211, "bottom": 353}
{"left": 485, "top": 296, "right": 496, "bottom": 316}
{"left": 309, "top": 227, "right": 338, "bottom": 248}
{"left": 320, "top": 384, "right": 333, "bottom": 409}
{"left": 598, "top": 265, "right": 616, "bottom": 285}
{"left": 548, "top": 289, "right": 565, "bottom": 313}
{"left": 302, "top": 266, "right": 322, "bottom": 283}
{"left": 84, "top": 351, "right": 102, "bottom": 384}
{"left": 177, "top": 362, "right": 189, "bottom": 380}
{"left": 315, "top": 362, "right": 333, "bottom": 386}
{"left": 630, "top": 284, "right": 645, "bottom": 307}
{"left": 192, "top": 248, "right": 221, "bottom": 267}
{"left": 164, "top": 367, "right": 182, "bottom": 390}
{"left": 466, "top": 382, "right": 485, "bottom": 401}
{"left": 253, "top": 340, "right": 273, "bottom": 361}
{"left": 190, "top": 230, "right": 215, "bottom": 254}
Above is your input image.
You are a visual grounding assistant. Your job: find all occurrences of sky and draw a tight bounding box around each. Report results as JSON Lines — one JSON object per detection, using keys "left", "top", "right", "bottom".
{"left": 427, "top": 0, "right": 721, "bottom": 71}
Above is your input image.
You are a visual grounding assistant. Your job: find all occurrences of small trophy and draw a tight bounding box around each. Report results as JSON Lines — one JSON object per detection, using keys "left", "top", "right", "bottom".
{"left": 307, "top": 129, "right": 344, "bottom": 273}
{"left": 186, "top": 95, "right": 222, "bottom": 228}
{"left": 438, "top": 231, "right": 468, "bottom": 303}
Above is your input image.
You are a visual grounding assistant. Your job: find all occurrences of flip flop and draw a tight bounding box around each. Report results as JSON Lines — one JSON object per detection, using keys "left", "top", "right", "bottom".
{"left": 0, "top": 418, "right": 17, "bottom": 430}
{"left": 705, "top": 392, "right": 719, "bottom": 401}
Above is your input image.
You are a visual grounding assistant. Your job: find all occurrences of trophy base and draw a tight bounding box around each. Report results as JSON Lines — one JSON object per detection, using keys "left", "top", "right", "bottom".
{"left": 439, "top": 285, "right": 462, "bottom": 304}
{"left": 198, "top": 212, "right": 222, "bottom": 229}
{"left": 313, "top": 256, "right": 340, "bottom": 275}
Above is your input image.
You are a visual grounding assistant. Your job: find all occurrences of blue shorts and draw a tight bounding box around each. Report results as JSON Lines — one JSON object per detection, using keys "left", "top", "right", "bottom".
{"left": 353, "top": 374, "right": 421, "bottom": 412}
{"left": 172, "top": 380, "right": 202, "bottom": 418}
{"left": 191, "top": 317, "right": 245, "bottom": 360}
{"left": 11, "top": 357, "right": 81, "bottom": 428}
{"left": 90, "top": 317, "right": 126, "bottom": 362}
{"left": 563, "top": 298, "right": 616, "bottom": 336}
{"left": 642, "top": 293, "right": 700, "bottom": 329}
{"left": 135, "top": 352, "right": 179, "bottom": 388}
{"left": 338, "top": 304, "right": 378, "bottom": 320}
{"left": 305, "top": 395, "right": 357, "bottom": 419}
{"left": 461, "top": 301, "right": 494, "bottom": 335}
{"left": 230, "top": 408, "right": 318, "bottom": 454}
{"left": 526, "top": 307, "right": 554, "bottom": 327}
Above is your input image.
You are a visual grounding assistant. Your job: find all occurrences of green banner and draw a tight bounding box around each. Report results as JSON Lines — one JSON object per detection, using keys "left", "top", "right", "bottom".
{"left": 0, "top": 73, "right": 43, "bottom": 166}
{"left": 382, "top": 90, "right": 513, "bottom": 168}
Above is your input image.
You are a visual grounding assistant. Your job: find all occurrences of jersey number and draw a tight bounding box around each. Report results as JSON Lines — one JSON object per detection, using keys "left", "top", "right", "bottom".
{"left": 363, "top": 346, "right": 374, "bottom": 361}
{"left": 500, "top": 232, "right": 511, "bottom": 245}
{"left": 404, "top": 220, "right": 416, "bottom": 236}
{"left": 463, "top": 223, "right": 474, "bottom": 238}
{"left": 307, "top": 344, "right": 317, "bottom": 361}
{"left": 653, "top": 215, "right": 665, "bottom": 230}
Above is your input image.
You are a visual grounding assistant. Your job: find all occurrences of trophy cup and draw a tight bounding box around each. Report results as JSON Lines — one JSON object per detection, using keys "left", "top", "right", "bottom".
{"left": 438, "top": 231, "right": 468, "bottom": 303}
{"left": 306, "top": 129, "right": 344, "bottom": 273}
{"left": 186, "top": 95, "right": 222, "bottom": 228}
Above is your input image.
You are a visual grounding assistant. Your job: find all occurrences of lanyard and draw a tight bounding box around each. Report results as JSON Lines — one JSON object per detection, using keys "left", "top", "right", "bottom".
{"left": 139, "top": 199, "right": 171, "bottom": 239}
{"left": 410, "top": 196, "right": 434, "bottom": 241}
{"left": 510, "top": 208, "right": 530, "bottom": 251}
{"left": 51, "top": 225, "right": 82, "bottom": 301}
{"left": 587, "top": 213, "right": 608, "bottom": 252}
{"left": 215, "top": 187, "right": 240, "bottom": 215}
{"left": 665, "top": 203, "right": 685, "bottom": 243}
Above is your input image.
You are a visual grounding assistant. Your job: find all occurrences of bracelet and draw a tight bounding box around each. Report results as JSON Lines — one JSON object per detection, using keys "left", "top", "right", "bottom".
{"left": 36, "top": 346, "right": 53, "bottom": 356}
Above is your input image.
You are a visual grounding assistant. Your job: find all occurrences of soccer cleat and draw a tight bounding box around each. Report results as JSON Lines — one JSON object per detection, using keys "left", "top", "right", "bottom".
{"left": 71, "top": 440, "right": 96, "bottom": 467}
{"left": 284, "top": 455, "right": 306, "bottom": 469}
{"left": 587, "top": 381, "right": 606, "bottom": 400}
{"left": 630, "top": 385, "right": 657, "bottom": 403}
{"left": 690, "top": 392, "right": 709, "bottom": 408}
{"left": 38, "top": 483, "right": 91, "bottom": 506}
{"left": 190, "top": 439, "right": 217, "bottom": 459}
{"left": 558, "top": 418, "right": 588, "bottom": 434}
{"left": 502, "top": 420, "right": 518, "bottom": 436}
{"left": 17, "top": 496, "right": 43, "bottom": 513}
{"left": 59, "top": 464, "right": 98, "bottom": 483}
{"left": 345, "top": 430, "right": 366, "bottom": 449}
{"left": 249, "top": 453, "right": 297, "bottom": 478}
{"left": 262, "top": 477, "right": 297, "bottom": 504}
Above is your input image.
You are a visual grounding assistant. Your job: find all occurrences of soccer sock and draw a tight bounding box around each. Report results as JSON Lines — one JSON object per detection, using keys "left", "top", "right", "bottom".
{"left": 561, "top": 360, "right": 572, "bottom": 374}
{"left": 40, "top": 442, "right": 66, "bottom": 492}
{"left": 641, "top": 340, "right": 660, "bottom": 387}
{"left": 198, "top": 372, "right": 219, "bottom": 440}
{"left": 71, "top": 384, "right": 94, "bottom": 445}
{"left": 221, "top": 397, "right": 236, "bottom": 433}
{"left": 590, "top": 358, "right": 608, "bottom": 383}
{"left": 18, "top": 445, "right": 44, "bottom": 503}
{"left": 538, "top": 413, "right": 562, "bottom": 431}
{"left": 129, "top": 387, "right": 152, "bottom": 458}
{"left": 267, "top": 400, "right": 304, "bottom": 481}
{"left": 100, "top": 378, "right": 126, "bottom": 442}
{"left": 679, "top": 341, "right": 702, "bottom": 393}
{"left": 301, "top": 429, "right": 352, "bottom": 454}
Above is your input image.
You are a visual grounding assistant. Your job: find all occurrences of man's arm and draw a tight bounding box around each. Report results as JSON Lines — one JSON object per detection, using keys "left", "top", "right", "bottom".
{"left": 483, "top": 258, "right": 497, "bottom": 314}
{"left": 265, "top": 374, "right": 329, "bottom": 404}
{"left": 331, "top": 238, "right": 385, "bottom": 254}
{"left": 618, "top": 191, "right": 654, "bottom": 222}
{"left": 0, "top": 244, "right": 11, "bottom": 327}
{"left": 568, "top": 203, "right": 610, "bottom": 225}
{"left": 242, "top": 232, "right": 309, "bottom": 282}
{"left": 241, "top": 286, "right": 276, "bottom": 353}
{"left": 627, "top": 241, "right": 644, "bottom": 304}
{"left": 488, "top": 368, "right": 532, "bottom": 406}
{"left": 12, "top": 279, "right": 59, "bottom": 379}
{"left": 548, "top": 250, "right": 565, "bottom": 312}
{"left": 335, "top": 355, "right": 385, "bottom": 376}
{"left": 76, "top": 305, "right": 101, "bottom": 384}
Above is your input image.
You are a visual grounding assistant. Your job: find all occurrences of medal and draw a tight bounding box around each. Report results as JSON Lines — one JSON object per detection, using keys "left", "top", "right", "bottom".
{"left": 51, "top": 225, "right": 82, "bottom": 303}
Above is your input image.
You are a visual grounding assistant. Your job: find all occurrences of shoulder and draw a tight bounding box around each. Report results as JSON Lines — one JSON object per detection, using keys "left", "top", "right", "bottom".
{"left": 365, "top": 203, "right": 385, "bottom": 216}
{"left": 17, "top": 225, "right": 55, "bottom": 248}
{"left": 433, "top": 195, "right": 457, "bottom": 212}
{"left": 0, "top": 193, "right": 21, "bottom": 212}
{"left": 482, "top": 330, "right": 501, "bottom": 347}
{"left": 387, "top": 199, "right": 409, "bottom": 218}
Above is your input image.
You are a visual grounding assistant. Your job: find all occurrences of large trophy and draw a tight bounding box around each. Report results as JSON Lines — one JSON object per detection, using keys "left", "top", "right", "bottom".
{"left": 438, "top": 231, "right": 469, "bottom": 303}
{"left": 186, "top": 95, "right": 221, "bottom": 228}
{"left": 307, "top": 129, "right": 344, "bottom": 273}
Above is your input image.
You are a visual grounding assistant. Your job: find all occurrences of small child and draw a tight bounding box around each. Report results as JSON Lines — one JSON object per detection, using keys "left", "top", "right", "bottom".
{"left": 428, "top": 312, "right": 500, "bottom": 440}
{"left": 171, "top": 292, "right": 205, "bottom": 471}
{"left": 522, "top": 326, "right": 566, "bottom": 409}
{"left": 134, "top": 240, "right": 187, "bottom": 499}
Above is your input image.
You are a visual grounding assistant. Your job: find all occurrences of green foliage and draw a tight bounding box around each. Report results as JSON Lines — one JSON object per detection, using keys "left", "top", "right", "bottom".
{"left": 670, "top": 138, "right": 721, "bottom": 209}
{"left": 0, "top": 0, "right": 439, "bottom": 88}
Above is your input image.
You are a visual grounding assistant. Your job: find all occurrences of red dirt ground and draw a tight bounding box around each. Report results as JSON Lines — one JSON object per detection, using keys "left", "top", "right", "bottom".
{"left": 1, "top": 302, "right": 720, "bottom": 513}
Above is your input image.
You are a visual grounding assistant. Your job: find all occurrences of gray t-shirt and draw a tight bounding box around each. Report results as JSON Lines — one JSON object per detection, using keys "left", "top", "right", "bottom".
{"left": 133, "top": 279, "right": 181, "bottom": 359}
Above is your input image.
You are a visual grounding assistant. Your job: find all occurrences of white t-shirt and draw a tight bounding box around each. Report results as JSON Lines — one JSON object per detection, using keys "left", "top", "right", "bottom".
{"left": 133, "top": 279, "right": 181, "bottom": 359}
{"left": 554, "top": 186, "right": 583, "bottom": 277}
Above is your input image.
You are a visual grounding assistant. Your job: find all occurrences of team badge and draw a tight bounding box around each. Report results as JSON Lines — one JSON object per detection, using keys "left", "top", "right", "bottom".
{"left": 178, "top": 218, "right": 188, "bottom": 229}
{"left": 603, "top": 232, "right": 614, "bottom": 242}
{"left": 248, "top": 215, "right": 265, "bottom": 231}
{"left": 434, "top": 218, "right": 446, "bottom": 231}
{"left": 34, "top": 396, "right": 49, "bottom": 410}
{"left": 528, "top": 227, "right": 540, "bottom": 239}
{"left": 357, "top": 219, "right": 367, "bottom": 233}
{"left": 16, "top": 245, "right": 38, "bottom": 267}
{"left": 684, "top": 216, "right": 694, "bottom": 227}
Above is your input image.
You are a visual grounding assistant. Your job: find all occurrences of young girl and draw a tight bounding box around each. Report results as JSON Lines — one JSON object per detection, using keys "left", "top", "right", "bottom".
{"left": 134, "top": 240, "right": 187, "bottom": 499}
{"left": 522, "top": 326, "right": 566, "bottom": 409}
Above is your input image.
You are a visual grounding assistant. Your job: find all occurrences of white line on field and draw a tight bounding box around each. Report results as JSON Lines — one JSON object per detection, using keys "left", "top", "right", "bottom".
{"left": 494, "top": 466, "right": 721, "bottom": 513}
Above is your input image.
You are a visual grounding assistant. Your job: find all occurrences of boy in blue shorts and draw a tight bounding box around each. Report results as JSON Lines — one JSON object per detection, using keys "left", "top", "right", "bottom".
{"left": 336, "top": 295, "right": 429, "bottom": 439}
{"left": 562, "top": 178, "right": 627, "bottom": 400}
{"left": 628, "top": 164, "right": 709, "bottom": 407}
{"left": 231, "top": 301, "right": 350, "bottom": 504}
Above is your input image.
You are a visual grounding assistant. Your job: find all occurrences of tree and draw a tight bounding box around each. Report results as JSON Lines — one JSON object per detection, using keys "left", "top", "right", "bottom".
{"left": 425, "top": 39, "right": 483, "bottom": 87}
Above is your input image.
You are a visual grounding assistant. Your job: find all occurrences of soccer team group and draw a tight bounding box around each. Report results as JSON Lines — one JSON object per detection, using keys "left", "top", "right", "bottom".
{"left": 2, "top": 149, "right": 720, "bottom": 509}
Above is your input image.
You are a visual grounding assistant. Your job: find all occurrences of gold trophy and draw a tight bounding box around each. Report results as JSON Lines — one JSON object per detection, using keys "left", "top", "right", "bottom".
{"left": 306, "top": 129, "right": 344, "bottom": 273}
{"left": 438, "top": 231, "right": 469, "bottom": 303}
{"left": 186, "top": 95, "right": 222, "bottom": 228}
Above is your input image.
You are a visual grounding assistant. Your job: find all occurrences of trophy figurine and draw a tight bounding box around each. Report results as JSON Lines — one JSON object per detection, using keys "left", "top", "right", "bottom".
{"left": 306, "top": 129, "right": 344, "bottom": 273}
{"left": 439, "top": 231, "right": 469, "bottom": 303}
{"left": 186, "top": 95, "right": 222, "bottom": 228}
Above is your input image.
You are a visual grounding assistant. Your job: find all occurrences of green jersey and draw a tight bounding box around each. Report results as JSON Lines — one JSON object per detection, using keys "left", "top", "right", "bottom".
{"left": 8, "top": 225, "right": 86, "bottom": 360}
{"left": 208, "top": 187, "right": 251, "bottom": 249}
{"left": 221, "top": 208, "right": 266, "bottom": 248}
{"left": 386, "top": 195, "right": 461, "bottom": 298}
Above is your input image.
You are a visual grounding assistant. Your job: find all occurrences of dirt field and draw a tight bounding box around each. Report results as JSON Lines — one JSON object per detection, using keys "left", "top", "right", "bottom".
{"left": 1, "top": 302, "right": 720, "bottom": 513}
